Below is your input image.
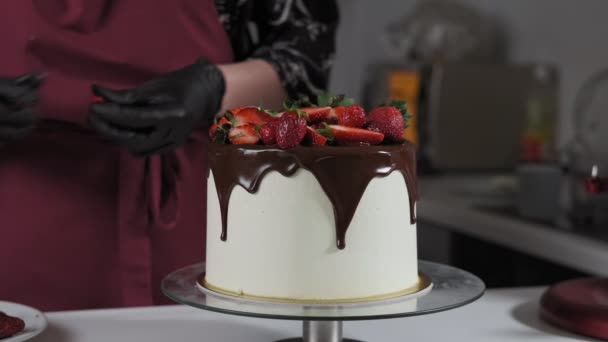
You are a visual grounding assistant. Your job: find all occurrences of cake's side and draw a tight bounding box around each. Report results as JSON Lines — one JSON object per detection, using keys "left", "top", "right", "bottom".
{"left": 204, "top": 144, "right": 419, "bottom": 302}
{"left": 205, "top": 168, "right": 418, "bottom": 301}
{"left": 207, "top": 144, "right": 417, "bottom": 249}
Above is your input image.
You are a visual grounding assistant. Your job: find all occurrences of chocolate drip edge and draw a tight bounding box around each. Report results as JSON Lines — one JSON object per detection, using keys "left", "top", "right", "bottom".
{"left": 208, "top": 143, "right": 417, "bottom": 249}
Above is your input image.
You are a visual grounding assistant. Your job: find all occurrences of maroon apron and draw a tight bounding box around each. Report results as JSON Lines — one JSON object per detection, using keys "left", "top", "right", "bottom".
{"left": 0, "top": 0, "right": 233, "bottom": 311}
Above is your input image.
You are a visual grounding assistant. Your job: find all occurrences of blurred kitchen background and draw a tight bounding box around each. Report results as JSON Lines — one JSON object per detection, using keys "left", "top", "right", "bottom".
{"left": 329, "top": 0, "right": 608, "bottom": 288}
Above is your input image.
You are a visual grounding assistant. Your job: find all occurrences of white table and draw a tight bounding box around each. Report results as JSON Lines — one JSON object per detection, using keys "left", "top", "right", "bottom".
{"left": 418, "top": 175, "right": 608, "bottom": 276}
{"left": 32, "top": 287, "right": 596, "bottom": 342}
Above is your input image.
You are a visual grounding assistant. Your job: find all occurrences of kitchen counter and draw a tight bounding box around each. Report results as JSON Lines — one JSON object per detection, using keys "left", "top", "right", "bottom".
{"left": 32, "top": 287, "right": 597, "bottom": 342}
{"left": 418, "top": 175, "right": 608, "bottom": 276}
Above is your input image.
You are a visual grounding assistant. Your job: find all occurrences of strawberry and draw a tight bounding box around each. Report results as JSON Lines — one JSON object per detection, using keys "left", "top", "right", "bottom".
{"left": 276, "top": 111, "right": 307, "bottom": 149}
{"left": 335, "top": 105, "right": 366, "bottom": 128}
{"left": 366, "top": 100, "right": 411, "bottom": 143}
{"left": 303, "top": 126, "right": 328, "bottom": 146}
{"left": 226, "top": 106, "right": 273, "bottom": 126}
{"left": 209, "top": 124, "right": 220, "bottom": 139}
{"left": 209, "top": 117, "right": 232, "bottom": 143}
{"left": 228, "top": 124, "right": 260, "bottom": 145}
{"left": 0, "top": 313, "right": 25, "bottom": 338}
{"left": 300, "top": 106, "right": 332, "bottom": 124}
{"left": 260, "top": 120, "right": 278, "bottom": 145}
{"left": 217, "top": 117, "right": 231, "bottom": 126}
{"left": 229, "top": 106, "right": 248, "bottom": 114}
{"left": 322, "top": 125, "right": 384, "bottom": 146}
{"left": 298, "top": 94, "right": 357, "bottom": 125}
{"left": 332, "top": 106, "right": 345, "bottom": 119}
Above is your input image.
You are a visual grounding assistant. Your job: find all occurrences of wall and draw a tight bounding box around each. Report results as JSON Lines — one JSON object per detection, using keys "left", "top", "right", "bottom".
{"left": 330, "top": 0, "right": 608, "bottom": 146}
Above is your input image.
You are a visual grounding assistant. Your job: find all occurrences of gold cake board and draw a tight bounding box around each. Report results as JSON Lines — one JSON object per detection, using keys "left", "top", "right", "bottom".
{"left": 199, "top": 272, "right": 433, "bottom": 305}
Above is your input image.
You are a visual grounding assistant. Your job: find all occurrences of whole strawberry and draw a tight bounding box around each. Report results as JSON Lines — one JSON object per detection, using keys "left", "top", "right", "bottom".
{"left": 366, "top": 100, "right": 411, "bottom": 143}
{"left": 260, "top": 120, "right": 278, "bottom": 145}
{"left": 336, "top": 105, "right": 366, "bottom": 128}
{"left": 276, "top": 111, "right": 307, "bottom": 149}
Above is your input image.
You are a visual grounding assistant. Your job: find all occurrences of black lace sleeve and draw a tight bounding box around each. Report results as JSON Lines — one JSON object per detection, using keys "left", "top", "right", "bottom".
{"left": 216, "top": 0, "right": 339, "bottom": 100}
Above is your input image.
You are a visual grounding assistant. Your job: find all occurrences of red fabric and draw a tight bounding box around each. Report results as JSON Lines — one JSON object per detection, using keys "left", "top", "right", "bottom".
{"left": 0, "top": 0, "right": 233, "bottom": 311}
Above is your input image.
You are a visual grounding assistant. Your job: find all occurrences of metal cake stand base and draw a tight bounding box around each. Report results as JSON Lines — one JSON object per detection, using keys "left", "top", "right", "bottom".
{"left": 162, "top": 261, "right": 485, "bottom": 342}
{"left": 277, "top": 321, "right": 360, "bottom": 342}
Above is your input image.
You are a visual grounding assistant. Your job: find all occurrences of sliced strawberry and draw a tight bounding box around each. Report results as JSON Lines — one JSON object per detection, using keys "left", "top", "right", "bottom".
{"left": 260, "top": 120, "right": 278, "bottom": 145}
{"left": 325, "top": 125, "right": 384, "bottom": 146}
{"left": 209, "top": 124, "right": 219, "bottom": 139}
{"left": 217, "top": 117, "right": 231, "bottom": 125}
{"left": 276, "top": 111, "right": 307, "bottom": 149}
{"left": 229, "top": 106, "right": 248, "bottom": 114}
{"left": 366, "top": 101, "right": 411, "bottom": 143}
{"left": 332, "top": 106, "right": 345, "bottom": 118}
{"left": 228, "top": 124, "right": 260, "bottom": 145}
{"left": 300, "top": 106, "right": 332, "bottom": 124}
{"left": 335, "top": 105, "right": 366, "bottom": 128}
{"left": 303, "top": 126, "right": 328, "bottom": 146}
{"left": 209, "top": 117, "right": 232, "bottom": 143}
{"left": 226, "top": 106, "right": 273, "bottom": 126}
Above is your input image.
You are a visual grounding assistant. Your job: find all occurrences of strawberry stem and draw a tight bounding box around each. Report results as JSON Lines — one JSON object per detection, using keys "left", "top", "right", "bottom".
{"left": 213, "top": 127, "right": 229, "bottom": 143}
{"left": 388, "top": 100, "right": 412, "bottom": 128}
{"left": 224, "top": 110, "right": 237, "bottom": 126}
{"left": 316, "top": 93, "right": 355, "bottom": 107}
{"left": 316, "top": 93, "right": 332, "bottom": 107}
{"left": 265, "top": 109, "right": 281, "bottom": 116}
{"left": 316, "top": 123, "right": 335, "bottom": 141}
{"left": 283, "top": 97, "right": 313, "bottom": 110}
{"left": 334, "top": 95, "right": 354, "bottom": 107}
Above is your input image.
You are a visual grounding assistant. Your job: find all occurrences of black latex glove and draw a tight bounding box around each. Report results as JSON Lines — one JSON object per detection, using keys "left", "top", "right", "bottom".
{"left": 89, "top": 58, "right": 225, "bottom": 156}
{"left": 0, "top": 73, "right": 43, "bottom": 145}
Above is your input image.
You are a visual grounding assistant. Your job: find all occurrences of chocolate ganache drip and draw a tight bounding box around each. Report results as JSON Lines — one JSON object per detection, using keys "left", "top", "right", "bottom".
{"left": 208, "top": 143, "right": 417, "bottom": 249}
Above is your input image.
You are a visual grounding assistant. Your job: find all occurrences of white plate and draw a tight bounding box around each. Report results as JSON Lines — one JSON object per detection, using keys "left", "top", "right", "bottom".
{"left": 0, "top": 301, "right": 47, "bottom": 342}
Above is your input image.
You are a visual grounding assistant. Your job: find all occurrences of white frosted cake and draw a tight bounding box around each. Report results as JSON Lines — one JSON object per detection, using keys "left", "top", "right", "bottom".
{"left": 204, "top": 143, "right": 420, "bottom": 302}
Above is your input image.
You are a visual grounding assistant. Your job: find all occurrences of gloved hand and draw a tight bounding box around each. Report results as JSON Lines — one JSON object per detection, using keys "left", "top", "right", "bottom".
{"left": 0, "top": 73, "right": 44, "bottom": 145}
{"left": 89, "top": 58, "right": 225, "bottom": 156}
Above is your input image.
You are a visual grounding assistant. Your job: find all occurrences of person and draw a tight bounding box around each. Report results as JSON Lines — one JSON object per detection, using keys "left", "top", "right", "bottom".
{"left": 0, "top": 0, "right": 338, "bottom": 311}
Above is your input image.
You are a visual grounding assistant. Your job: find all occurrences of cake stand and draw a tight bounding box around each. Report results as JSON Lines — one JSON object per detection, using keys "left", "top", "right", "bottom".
{"left": 162, "top": 261, "right": 485, "bottom": 342}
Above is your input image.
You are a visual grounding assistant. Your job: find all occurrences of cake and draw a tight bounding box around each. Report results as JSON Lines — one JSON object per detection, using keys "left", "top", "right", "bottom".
{"left": 204, "top": 97, "right": 421, "bottom": 302}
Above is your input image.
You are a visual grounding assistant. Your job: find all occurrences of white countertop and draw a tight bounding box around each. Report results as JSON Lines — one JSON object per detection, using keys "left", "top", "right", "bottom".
{"left": 31, "top": 287, "right": 598, "bottom": 342}
{"left": 418, "top": 175, "right": 608, "bottom": 276}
